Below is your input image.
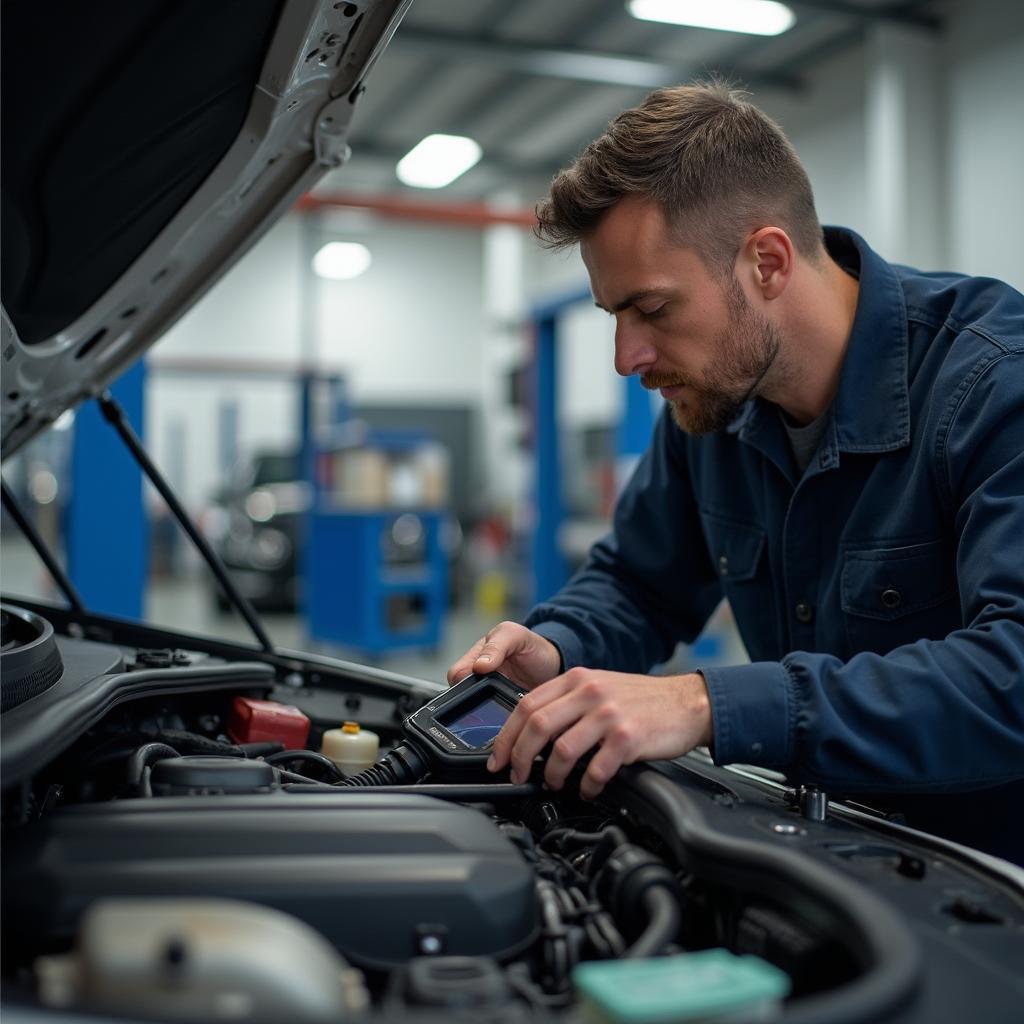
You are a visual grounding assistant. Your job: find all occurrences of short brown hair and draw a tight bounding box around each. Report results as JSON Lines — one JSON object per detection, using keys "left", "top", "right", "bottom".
{"left": 536, "top": 80, "right": 823, "bottom": 274}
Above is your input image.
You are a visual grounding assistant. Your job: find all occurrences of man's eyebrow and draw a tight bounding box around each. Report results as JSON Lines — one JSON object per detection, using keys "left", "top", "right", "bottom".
{"left": 594, "top": 289, "right": 664, "bottom": 314}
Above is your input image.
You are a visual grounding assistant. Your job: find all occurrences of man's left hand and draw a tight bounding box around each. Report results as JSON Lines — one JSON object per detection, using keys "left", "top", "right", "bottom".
{"left": 487, "top": 668, "right": 714, "bottom": 799}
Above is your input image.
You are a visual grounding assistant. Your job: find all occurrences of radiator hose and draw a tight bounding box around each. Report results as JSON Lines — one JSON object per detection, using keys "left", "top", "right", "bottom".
{"left": 593, "top": 841, "right": 682, "bottom": 958}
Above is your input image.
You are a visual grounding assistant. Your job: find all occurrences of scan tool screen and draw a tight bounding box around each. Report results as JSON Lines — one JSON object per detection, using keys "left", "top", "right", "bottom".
{"left": 441, "top": 695, "right": 512, "bottom": 749}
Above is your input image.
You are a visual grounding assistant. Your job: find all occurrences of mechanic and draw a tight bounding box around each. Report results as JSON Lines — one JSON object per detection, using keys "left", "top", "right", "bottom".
{"left": 448, "top": 82, "right": 1024, "bottom": 863}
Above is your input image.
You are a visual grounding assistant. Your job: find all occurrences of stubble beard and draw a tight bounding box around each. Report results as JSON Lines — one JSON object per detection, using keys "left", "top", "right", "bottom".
{"left": 644, "top": 279, "right": 783, "bottom": 435}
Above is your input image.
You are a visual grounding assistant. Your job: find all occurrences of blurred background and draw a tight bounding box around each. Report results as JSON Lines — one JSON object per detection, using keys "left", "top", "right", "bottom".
{"left": 3, "top": 0, "right": 1022, "bottom": 682}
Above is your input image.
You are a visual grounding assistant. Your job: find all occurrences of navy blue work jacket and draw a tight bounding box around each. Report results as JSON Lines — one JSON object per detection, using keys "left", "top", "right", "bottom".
{"left": 526, "top": 228, "right": 1024, "bottom": 861}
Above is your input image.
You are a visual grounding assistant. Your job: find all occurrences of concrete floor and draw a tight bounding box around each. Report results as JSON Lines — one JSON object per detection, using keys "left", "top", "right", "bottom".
{"left": 149, "top": 575, "right": 498, "bottom": 685}
{"left": 3, "top": 535, "right": 501, "bottom": 685}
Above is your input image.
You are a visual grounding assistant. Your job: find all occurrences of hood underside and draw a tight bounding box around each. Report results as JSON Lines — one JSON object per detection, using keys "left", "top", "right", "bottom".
{"left": 1, "top": 0, "right": 410, "bottom": 459}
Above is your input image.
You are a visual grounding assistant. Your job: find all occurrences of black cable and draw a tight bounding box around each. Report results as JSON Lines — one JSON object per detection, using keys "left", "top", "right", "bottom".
{"left": 275, "top": 768, "right": 337, "bottom": 787}
{"left": 238, "top": 741, "right": 285, "bottom": 758}
{"left": 151, "top": 729, "right": 244, "bottom": 757}
{"left": 127, "top": 743, "right": 180, "bottom": 797}
{"left": 539, "top": 827, "right": 610, "bottom": 850}
{"left": 264, "top": 749, "right": 345, "bottom": 782}
{"left": 336, "top": 742, "right": 430, "bottom": 787}
{"left": 537, "top": 879, "right": 571, "bottom": 991}
{"left": 624, "top": 887, "right": 682, "bottom": 959}
{"left": 567, "top": 885, "right": 626, "bottom": 958}
{"left": 97, "top": 392, "right": 274, "bottom": 654}
{"left": 1, "top": 477, "right": 86, "bottom": 615}
{"left": 281, "top": 782, "right": 539, "bottom": 800}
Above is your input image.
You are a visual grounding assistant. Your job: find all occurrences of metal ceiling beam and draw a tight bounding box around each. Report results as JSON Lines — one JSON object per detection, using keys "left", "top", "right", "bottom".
{"left": 389, "top": 27, "right": 803, "bottom": 91}
{"left": 788, "top": 1, "right": 941, "bottom": 30}
{"left": 296, "top": 191, "right": 538, "bottom": 228}
{"left": 364, "top": 0, "right": 526, "bottom": 130}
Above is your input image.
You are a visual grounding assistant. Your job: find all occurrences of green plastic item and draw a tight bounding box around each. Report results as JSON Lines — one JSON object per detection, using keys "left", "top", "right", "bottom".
{"left": 572, "top": 949, "right": 791, "bottom": 1023}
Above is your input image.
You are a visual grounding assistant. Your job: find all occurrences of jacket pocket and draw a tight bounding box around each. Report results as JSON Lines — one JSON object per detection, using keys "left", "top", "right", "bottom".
{"left": 842, "top": 539, "right": 960, "bottom": 652}
{"left": 699, "top": 511, "right": 766, "bottom": 583}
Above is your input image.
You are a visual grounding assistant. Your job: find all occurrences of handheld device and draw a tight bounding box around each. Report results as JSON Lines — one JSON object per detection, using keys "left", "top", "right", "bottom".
{"left": 403, "top": 672, "right": 525, "bottom": 778}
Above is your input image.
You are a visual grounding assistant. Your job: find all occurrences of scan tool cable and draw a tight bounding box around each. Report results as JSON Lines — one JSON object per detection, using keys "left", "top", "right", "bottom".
{"left": 336, "top": 741, "right": 430, "bottom": 786}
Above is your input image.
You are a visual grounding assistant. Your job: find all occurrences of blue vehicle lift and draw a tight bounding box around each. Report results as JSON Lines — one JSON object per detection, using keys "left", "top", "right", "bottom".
{"left": 67, "top": 362, "right": 148, "bottom": 619}
{"left": 529, "top": 288, "right": 655, "bottom": 605}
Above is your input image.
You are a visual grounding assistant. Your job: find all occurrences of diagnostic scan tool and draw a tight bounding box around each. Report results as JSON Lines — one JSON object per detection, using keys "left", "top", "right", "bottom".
{"left": 403, "top": 672, "right": 525, "bottom": 779}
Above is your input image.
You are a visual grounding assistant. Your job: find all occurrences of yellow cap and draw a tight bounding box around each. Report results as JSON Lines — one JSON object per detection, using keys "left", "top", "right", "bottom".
{"left": 342, "top": 721, "right": 360, "bottom": 734}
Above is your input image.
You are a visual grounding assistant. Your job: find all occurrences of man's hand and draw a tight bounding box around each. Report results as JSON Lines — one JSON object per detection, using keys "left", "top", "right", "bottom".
{"left": 487, "top": 669, "right": 713, "bottom": 799}
{"left": 446, "top": 621, "right": 562, "bottom": 689}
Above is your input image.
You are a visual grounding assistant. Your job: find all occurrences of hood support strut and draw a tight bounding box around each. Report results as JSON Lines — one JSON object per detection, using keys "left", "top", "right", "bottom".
{"left": 1, "top": 478, "right": 86, "bottom": 616}
{"left": 97, "top": 392, "right": 275, "bottom": 654}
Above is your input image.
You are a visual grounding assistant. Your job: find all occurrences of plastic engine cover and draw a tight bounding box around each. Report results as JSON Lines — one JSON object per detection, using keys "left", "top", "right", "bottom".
{"left": 2, "top": 793, "right": 537, "bottom": 968}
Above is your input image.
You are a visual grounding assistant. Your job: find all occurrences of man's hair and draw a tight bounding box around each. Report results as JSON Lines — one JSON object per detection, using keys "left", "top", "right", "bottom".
{"left": 535, "top": 80, "right": 824, "bottom": 275}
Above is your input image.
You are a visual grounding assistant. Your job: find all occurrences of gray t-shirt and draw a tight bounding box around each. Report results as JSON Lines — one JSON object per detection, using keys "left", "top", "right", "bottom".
{"left": 780, "top": 407, "right": 830, "bottom": 474}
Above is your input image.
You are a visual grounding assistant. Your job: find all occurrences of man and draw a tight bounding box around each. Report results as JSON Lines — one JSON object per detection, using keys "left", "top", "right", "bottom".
{"left": 448, "top": 82, "right": 1024, "bottom": 861}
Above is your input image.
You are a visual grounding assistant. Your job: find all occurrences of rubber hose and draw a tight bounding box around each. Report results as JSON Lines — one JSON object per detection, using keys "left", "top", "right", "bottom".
{"left": 127, "top": 743, "right": 180, "bottom": 797}
{"left": 623, "top": 886, "right": 681, "bottom": 959}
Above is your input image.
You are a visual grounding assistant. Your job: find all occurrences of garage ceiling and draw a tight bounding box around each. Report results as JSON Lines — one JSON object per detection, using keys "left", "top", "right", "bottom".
{"left": 320, "top": 0, "right": 946, "bottom": 202}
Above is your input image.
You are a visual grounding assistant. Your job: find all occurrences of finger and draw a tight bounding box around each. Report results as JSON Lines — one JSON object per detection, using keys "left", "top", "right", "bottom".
{"left": 507, "top": 688, "right": 592, "bottom": 784}
{"left": 541, "top": 711, "right": 609, "bottom": 791}
{"left": 579, "top": 729, "right": 634, "bottom": 800}
{"left": 488, "top": 674, "right": 574, "bottom": 774}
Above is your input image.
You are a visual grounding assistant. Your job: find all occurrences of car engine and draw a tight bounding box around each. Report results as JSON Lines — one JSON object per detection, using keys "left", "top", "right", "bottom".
{"left": 3, "top": 602, "right": 1023, "bottom": 1024}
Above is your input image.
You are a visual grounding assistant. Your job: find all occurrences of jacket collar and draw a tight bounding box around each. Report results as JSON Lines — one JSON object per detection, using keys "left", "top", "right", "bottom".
{"left": 735, "top": 227, "right": 911, "bottom": 458}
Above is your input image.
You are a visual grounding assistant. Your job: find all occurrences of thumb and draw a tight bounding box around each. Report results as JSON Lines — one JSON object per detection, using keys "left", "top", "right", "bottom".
{"left": 472, "top": 621, "right": 525, "bottom": 670}
{"left": 473, "top": 635, "right": 504, "bottom": 668}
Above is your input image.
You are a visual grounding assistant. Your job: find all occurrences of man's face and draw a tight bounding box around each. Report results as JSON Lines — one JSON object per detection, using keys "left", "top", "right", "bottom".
{"left": 581, "top": 196, "right": 782, "bottom": 434}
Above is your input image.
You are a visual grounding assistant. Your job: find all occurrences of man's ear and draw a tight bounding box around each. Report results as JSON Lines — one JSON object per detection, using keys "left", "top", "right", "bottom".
{"left": 738, "top": 227, "right": 793, "bottom": 301}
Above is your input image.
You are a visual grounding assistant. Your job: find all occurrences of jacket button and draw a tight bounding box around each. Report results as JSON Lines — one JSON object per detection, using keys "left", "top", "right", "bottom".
{"left": 795, "top": 601, "right": 814, "bottom": 623}
{"left": 881, "top": 587, "right": 902, "bottom": 609}
{"left": 718, "top": 555, "right": 729, "bottom": 576}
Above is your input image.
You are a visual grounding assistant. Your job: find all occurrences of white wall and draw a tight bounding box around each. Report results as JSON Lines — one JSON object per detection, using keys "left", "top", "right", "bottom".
{"left": 762, "top": 44, "right": 871, "bottom": 239}
{"left": 315, "top": 221, "right": 485, "bottom": 404}
{"left": 148, "top": 214, "right": 486, "bottom": 507}
{"left": 945, "top": 0, "right": 1024, "bottom": 289}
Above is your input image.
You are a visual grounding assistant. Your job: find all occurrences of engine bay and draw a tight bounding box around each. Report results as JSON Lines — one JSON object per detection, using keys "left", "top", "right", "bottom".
{"left": 3, "top": 601, "right": 1024, "bottom": 1024}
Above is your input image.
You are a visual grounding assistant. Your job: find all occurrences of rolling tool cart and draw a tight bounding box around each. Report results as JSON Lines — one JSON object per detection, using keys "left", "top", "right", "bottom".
{"left": 304, "top": 428, "right": 449, "bottom": 656}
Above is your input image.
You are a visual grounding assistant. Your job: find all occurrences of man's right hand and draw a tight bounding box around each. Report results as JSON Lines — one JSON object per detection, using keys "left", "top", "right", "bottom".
{"left": 446, "top": 621, "right": 562, "bottom": 689}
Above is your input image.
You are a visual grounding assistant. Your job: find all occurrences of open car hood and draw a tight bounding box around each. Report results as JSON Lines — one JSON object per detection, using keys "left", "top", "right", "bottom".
{"left": 1, "top": 0, "right": 411, "bottom": 459}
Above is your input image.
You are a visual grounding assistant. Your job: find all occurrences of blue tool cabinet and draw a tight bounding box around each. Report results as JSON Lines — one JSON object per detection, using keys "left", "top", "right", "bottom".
{"left": 306, "top": 508, "right": 447, "bottom": 656}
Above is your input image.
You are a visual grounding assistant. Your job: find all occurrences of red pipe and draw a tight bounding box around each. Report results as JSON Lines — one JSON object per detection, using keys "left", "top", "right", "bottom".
{"left": 296, "top": 191, "right": 538, "bottom": 229}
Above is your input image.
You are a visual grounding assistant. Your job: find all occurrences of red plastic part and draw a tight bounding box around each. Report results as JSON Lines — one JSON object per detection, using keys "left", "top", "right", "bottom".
{"left": 228, "top": 696, "right": 311, "bottom": 748}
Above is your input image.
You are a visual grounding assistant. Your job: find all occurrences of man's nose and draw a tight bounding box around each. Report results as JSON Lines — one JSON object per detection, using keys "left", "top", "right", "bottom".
{"left": 613, "top": 321, "right": 656, "bottom": 377}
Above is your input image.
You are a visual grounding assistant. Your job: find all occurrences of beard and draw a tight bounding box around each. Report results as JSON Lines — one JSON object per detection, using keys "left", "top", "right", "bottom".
{"left": 642, "top": 277, "right": 783, "bottom": 435}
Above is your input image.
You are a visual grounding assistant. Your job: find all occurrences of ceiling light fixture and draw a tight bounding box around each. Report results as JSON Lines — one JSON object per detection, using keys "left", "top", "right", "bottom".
{"left": 627, "top": 0, "right": 795, "bottom": 36}
{"left": 396, "top": 134, "right": 482, "bottom": 189}
{"left": 312, "top": 242, "right": 372, "bottom": 280}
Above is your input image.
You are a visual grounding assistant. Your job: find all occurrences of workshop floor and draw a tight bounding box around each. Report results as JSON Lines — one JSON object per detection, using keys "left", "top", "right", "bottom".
{"left": 3, "top": 536, "right": 497, "bottom": 686}
{"left": 147, "top": 576, "right": 497, "bottom": 686}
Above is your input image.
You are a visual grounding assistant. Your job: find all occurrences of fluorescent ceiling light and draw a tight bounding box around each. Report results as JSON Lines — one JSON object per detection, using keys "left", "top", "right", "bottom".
{"left": 627, "top": 0, "right": 795, "bottom": 36}
{"left": 312, "top": 242, "right": 372, "bottom": 280}
{"left": 396, "top": 134, "right": 482, "bottom": 189}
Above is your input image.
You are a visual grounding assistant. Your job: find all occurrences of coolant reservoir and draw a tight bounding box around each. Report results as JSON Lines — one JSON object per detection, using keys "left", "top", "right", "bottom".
{"left": 321, "top": 722, "right": 379, "bottom": 777}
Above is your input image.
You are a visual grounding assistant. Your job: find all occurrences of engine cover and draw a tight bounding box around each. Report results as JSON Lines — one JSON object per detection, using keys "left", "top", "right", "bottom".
{"left": 3, "top": 792, "right": 537, "bottom": 968}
